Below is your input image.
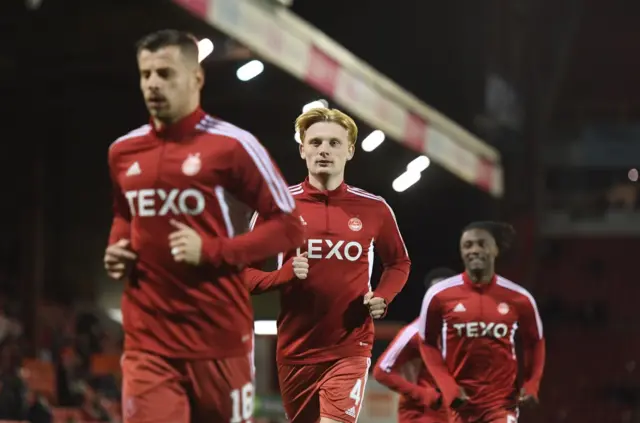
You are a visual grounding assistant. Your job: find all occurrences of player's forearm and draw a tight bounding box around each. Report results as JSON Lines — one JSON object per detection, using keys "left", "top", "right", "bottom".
{"left": 419, "top": 343, "right": 459, "bottom": 408}
{"left": 202, "top": 212, "right": 304, "bottom": 267}
{"left": 108, "top": 216, "right": 131, "bottom": 245}
{"left": 522, "top": 338, "right": 546, "bottom": 398}
{"left": 373, "top": 367, "right": 436, "bottom": 406}
{"left": 243, "top": 261, "right": 295, "bottom": 294}
{"left": 373, "top": 259, "right": 411, "bottom": 304}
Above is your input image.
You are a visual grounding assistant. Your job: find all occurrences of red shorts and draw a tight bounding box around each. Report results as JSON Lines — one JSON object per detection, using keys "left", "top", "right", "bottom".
{"left": 121, "top": 350, "right": 253, "bottom": 423}
{"left": 277, "top": 357, "right": 371, "bottom": 423}
{"left": 399, "top": 407, "right": 450, "bottom": 423}
{"left": 451, "top": 409, "right": 518, "bottom": 423}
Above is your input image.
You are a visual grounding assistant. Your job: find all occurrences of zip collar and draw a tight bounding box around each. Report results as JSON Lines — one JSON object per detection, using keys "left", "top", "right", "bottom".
{"left": 151, "top": 107, "right": 206, "bottom": 140}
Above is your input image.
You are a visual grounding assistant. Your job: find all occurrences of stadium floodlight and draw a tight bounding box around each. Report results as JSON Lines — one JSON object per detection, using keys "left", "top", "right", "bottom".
{"left": 237, "top": 60, "right": 264, "bottom": 82}
{"left": 392, "top": 170, "right": 421, "bottom": 193}
{"left": 361, "top": 130, "right": 385, "bottom": 152}
{"left": 302, "top": 99, "right": 328, "bottom": 113}
{"left": 254, "top": 320, "right": 277, "bottom": 335}
{"left": 295, "top": 131, "right": 302, "bottom": 144}
{"left": 407, "top": 155, "right": 430, "bottom": 173}
{"left": 197, "top": 38, "right": 214, "bottom": 63}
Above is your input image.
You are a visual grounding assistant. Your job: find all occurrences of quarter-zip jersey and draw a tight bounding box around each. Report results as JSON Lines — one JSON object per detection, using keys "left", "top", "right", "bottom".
{"left": 108, "top": 109, "right": 303, "bottom": 359}
{"left": 418, "top": 273, "right": 545, "bottom": 421}
{"left": 244, "top": 179, "right": 411, "bottom": 364}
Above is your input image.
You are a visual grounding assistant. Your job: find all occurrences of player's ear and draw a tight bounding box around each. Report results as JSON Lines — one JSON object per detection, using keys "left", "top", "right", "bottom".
{"left": 195, "top": 66, "right": 205, "bottom": 90}
{"left": 299, "top": 142, "right": 305, "bottom": 159}
{"left": 346, "top": 143, "right": 355, "bottom": 161}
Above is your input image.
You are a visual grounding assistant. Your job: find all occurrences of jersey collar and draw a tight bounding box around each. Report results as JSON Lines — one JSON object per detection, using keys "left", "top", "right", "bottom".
{"left": 302, "top": 177, "right": 348, "bottom": 200}
{"left": 151, "top": 107, "right": 206, "bottom": 140}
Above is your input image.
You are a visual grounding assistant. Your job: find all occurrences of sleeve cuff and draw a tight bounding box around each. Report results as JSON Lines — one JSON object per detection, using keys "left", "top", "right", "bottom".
{"left": 202, "top": 236, "right": 223, "bottom": 266}
{"left": 522, "top": 381, "right": 539, "bottom": 400}
{"left": 277, "top": 259, "right": 295, "bottom": 282}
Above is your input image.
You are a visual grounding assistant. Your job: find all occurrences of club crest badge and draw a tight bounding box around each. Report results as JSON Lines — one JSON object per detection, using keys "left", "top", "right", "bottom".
{"left": 497, "top": 303, "right": 510, "bottom": 315}
{"left": 348, "top": 217, "right": 362, "bottom": 232}
{"left": 182, "top": 153, "right": 201, "bottom": 176}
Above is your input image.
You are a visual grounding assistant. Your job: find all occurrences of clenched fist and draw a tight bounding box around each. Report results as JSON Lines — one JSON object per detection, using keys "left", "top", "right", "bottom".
{"left": 168, "top": 219, "right": 203, "bottom": 265}
{"left": 364, "top": 292, "right": 387, "bottom": 319}
{"left": 104, "top": 239, "right": 137, "bottom": 280}
{"left": 292, "top": 252, "right": 309, "bottom": 279}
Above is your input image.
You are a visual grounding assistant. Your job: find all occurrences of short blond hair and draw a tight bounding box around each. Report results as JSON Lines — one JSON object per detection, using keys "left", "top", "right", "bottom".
{"left": 295, "top": 108, "right": 358, "bottom": 146}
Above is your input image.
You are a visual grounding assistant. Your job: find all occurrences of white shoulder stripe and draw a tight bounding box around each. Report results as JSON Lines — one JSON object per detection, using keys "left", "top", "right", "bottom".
{"left": 197, "top": 117, "right": 295, "bottom": 213}
{"left": 347, "top": 188, "right": 408, "bottom": 257}
{"left": 249, "top": 211, "right": 259, "bottom": 231}
{"left": 496, "top": 277, "right": 544, "bottom": 339}
{"left": 418, "top": 275, "right": 464, "bottom": 339}
{"left": 347, "top": 185, "right": 383, "bottom": 200}
{"left": 377, "top": 322, "right": 419, "bottom": 371}
{"left": 111, "top": 124, "right": 151, "bottom": 147}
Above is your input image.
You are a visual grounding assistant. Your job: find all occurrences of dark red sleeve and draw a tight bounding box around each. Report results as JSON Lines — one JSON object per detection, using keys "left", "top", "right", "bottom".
{"left": 373, "top": 330, "right": 440, "bottom": 407}
{"left": 372, "top": 201, "right": 410, "bottom": 304}
{"left": 243, "top": 259, "right": 295, "bottom": 294}
{"left": 418, "top": 290, "right": 460, "bottom": 408}
{"left": 201, "top": 135, "right": 304, "bottom": 267}
{"left": 107, "top": 147, "right": 131, "bottom": 245}
{"left": 518, "top": 292, "right": 545, "bottom": 400}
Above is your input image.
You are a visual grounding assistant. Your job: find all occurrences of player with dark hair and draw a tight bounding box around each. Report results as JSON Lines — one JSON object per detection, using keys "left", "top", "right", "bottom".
{"left": 243, "top": 107, "right": 411, "bottom": 423}
{"left": 373, "top": 267, "right": 456, "bottom": 423}
{"left": 103, "top": 29, "right": 304, "bottom": 423}
{"left": 418, "top": 221, "right": 545, "bottom": 423}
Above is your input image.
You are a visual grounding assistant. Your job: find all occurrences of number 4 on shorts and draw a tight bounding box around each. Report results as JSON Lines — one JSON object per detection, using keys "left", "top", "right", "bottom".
{"left": 349, "top": 379, "right": 363, "bottom": 406}
{"left": 507, "top": 415, "right": 517, "bottom": 423}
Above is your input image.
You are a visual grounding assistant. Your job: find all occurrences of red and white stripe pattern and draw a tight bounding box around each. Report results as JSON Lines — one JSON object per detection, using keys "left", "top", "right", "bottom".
{"left": 377, "top": 320, "right": 419, "bottom": 372}
{"left": 417, "top": 275, "right": 464, "bottom": 341}
{"left": 196, "top": 115, "right": 295, "bottom": 214}
{"left": 346, "top": 186, "right": 409, "bottom": 258}
{"left": 172, "top": 0, "right": 503, "bottom": 196}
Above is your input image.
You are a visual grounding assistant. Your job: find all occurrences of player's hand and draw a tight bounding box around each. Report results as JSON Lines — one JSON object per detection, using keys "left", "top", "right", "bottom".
{"left": 363, "top": 292, "right": 387, "bottom": 319}
{"left": 104, "top": 239, "right": 137, "bottom": 280}
{"left": 292, "top": 252, "right": 309, "bottom": 279}
{"left": 450, "top": 386, "right": 469, "bottom": 409}
{"left": 168, "top": 220, "right": 203, "bottom": 265}
{"left": 518, "top": 388, "right": 537, "bottom": 406}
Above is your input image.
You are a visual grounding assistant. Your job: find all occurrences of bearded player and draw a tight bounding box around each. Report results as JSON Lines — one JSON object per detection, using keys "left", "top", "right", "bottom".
{"left": 418, "top": 222, "right": 545, "bottom": 423}
{"left": 103, "top": 30, "right": 304, "bottom": 423}
{"left": 243, "top": 107, "right": 411, "bottom": 423}
{"left": 373, "top": 267, "right": 456, "bottom": 423}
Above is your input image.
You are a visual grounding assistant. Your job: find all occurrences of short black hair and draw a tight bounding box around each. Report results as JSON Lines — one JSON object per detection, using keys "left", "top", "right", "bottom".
{"left": 463, "top": 221, "right": 516, "bottom": 253}
{"left": 136, "top": 29, "right": 199, "bottom": 61}
{"left": 423, "top": 267, "right": 456, "bottom": 288}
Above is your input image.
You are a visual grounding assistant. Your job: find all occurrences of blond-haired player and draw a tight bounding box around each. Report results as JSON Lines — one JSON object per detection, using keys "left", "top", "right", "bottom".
{"left": 244, "top": 108, "right": 411, "bottom": 423}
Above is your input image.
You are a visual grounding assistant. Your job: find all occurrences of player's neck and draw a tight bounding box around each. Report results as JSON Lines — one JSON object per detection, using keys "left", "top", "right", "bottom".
{"left": 466, "top": 269, "right": 494, "bottom": 284}
{"left": 153, "top": 104, "right": 200, "bottom": 130}
{"left": 308, "top": 173, "right": 344, "bottom": 192}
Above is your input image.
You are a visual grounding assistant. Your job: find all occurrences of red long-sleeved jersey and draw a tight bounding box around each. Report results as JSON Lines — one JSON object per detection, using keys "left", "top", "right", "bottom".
{"left": 108, "top": 108, "right": 303, "bottom": 359}
{"left": 373, "top": 319, "right": 449, "bottom": 423}
{"left": 244, "top": 179, "right": 410, "bottom": 364}
{"left": 418, "top": 273, "right": 545, "bottom": 421}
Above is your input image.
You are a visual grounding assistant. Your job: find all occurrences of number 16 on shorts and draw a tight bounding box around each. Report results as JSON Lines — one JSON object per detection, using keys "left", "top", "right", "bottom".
{"left": 230, "top": 382, "right": 254, "bottom": 423}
